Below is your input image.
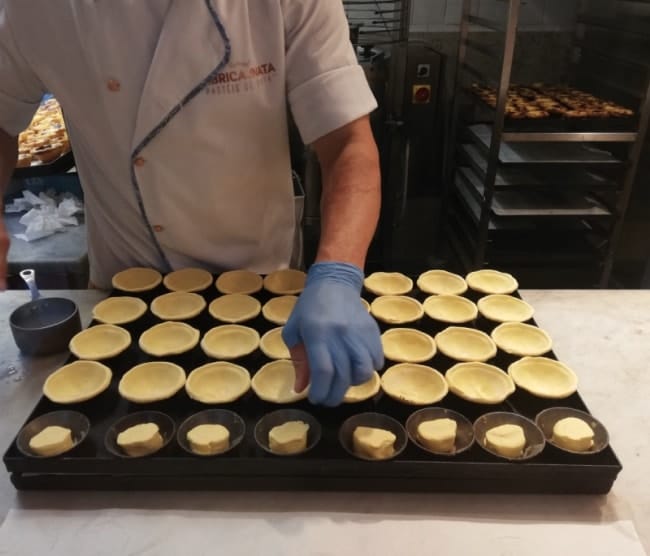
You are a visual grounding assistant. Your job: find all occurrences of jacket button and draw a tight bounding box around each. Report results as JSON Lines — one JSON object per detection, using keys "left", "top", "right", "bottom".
{"left": 134, "top": 156, "right": 146, "bottom": 167}
{"left": 153, "top": 225, "right": 164, "bottom": 233}
{"left": 107, "top": 79, "right": 121, "bottom": 92}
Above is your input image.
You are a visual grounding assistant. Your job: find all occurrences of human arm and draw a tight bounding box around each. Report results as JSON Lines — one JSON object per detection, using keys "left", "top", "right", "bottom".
{"left": 0, "top": 127, "right": 17, "bottom": 289}
{"left": 0, "top": 5, "right": 46, "bottom": 289}
{"left": 282, "top": 116, "right": 383, "bottom": 405}
{"left": 313, "top": 115, "right": 380, "bottom": 269}
{"left": 281, "top": 0, "right": 384, "bottom": 405}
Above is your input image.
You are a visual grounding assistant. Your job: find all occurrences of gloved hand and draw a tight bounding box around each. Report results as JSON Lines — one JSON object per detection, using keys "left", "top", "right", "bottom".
{"left": 282, "top": 262, "right": 384, "bottom": 407}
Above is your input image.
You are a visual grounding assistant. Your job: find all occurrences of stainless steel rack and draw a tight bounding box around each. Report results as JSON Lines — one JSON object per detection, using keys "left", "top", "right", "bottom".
{"left": 443, "top": 0, "right": 650, "bottom": 287}
{"left": 342, "top": 0, "right": 411, "bottom": 46}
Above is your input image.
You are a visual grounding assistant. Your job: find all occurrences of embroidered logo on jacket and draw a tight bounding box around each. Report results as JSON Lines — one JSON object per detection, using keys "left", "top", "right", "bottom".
{"left": 206, "top": 61, "right": 277, "bottom": 96}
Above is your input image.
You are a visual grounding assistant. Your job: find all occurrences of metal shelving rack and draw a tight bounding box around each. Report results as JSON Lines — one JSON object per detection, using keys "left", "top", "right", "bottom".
{"left": 343, "top": 1, "right": 411, "bottom": 47}
{"left": 443, "top": 0, "right": 650, "bottom": 287}
{"left": 341, "top": 0, "right": 412, "bottom": 129}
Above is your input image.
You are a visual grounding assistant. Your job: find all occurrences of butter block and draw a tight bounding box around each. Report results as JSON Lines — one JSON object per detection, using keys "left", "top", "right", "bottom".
{"left": 485, "top": 424, "right": 526, "bottom": 458}
{"left": 353, "top": 426, "right": 396, "bottom": 460}
{"left": 117, "top": 422, "right": 164, "bottom": 457}
{"left": 187, "top": 424, "right": 230, "bottom": 455}
{"left": 269, "top": 421, "right": 310, "bottom": 454}
{"left": 552, "top": 417, "right": 594, "bottom": 452}
{"left": 417, "top": 418, "right": 457, "bottom": 453}
{"left": 29, "top": 425, "right": 74, "bottom": 457}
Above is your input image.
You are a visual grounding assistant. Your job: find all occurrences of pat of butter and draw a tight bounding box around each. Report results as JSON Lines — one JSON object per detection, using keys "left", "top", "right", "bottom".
{"left": 117, "top": 422, "right": 164, "bottom": 457}
{"left": 269, "top": 421, "right": 309, "bottom": 454}
{"left": 353, "top": 426, "right": 396, "bottom": 460}
{"left": 187, "top": 424, "right": 230, "bottom": 455}
{"left": 552, "top": 417, "right": 594, "bottom": 452}
{"left": 29, "top": 425, "right": 74, "bottom": 457}
{"left": 417, "top": 418, "right": 457, "bottom": 453}
{"left": 485, "top": 424, "right": 525, "bottom": 458}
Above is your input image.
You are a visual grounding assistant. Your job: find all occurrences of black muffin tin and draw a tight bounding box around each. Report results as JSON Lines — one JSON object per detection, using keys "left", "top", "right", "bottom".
{"left": 3, "top": 277, "right": 622, "bottom": 493}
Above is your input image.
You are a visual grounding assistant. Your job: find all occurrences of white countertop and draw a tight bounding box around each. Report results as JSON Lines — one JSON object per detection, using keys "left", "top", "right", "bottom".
{"left": 0, "top": 289, "right": 648, "bottom": 555}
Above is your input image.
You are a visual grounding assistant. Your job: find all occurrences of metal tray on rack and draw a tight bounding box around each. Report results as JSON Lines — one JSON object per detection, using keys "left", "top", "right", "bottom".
{"left": 3, "top": 277, "right": 622, "bottom": 493}
{"left": 459, "top": 144, "right": 620, "bottom": 190}
{"left": 470, "top": 97, "right": 639, "bottom": 134}
{"left": 12, "top": 150, "right": 75, "bottom": 179}
{"left": 457, "top": 167, "right": 612, "bottom": 218}
{"left": 468, "top": 125, "right": 624, "bottom": 165}
{"left": 446, "top": 204, "right": 606, "bottom": 274}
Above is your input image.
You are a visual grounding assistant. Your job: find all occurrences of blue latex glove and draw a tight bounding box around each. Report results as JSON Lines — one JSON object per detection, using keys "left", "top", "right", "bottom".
{"left": 282, "top": 262, "right": 384, "bottom": 407}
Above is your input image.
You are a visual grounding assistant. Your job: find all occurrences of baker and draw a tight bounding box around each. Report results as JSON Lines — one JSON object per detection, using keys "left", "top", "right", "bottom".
{"left": 0, "top": 0, "right": 383, "bottom": 406}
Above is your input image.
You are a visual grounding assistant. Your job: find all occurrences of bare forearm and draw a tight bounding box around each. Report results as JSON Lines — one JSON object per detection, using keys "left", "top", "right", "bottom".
{"left": 0, "top": 129, "right": 17, "bottom": 197}
{"left": 0, "top": 128, "right": 17, "bottom": 289}
{"left": 313, "top": 117, "right": 380, "bottom": 269}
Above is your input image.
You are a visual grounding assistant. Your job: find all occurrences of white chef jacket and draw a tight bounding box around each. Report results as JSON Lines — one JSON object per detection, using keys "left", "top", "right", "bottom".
{"left": 0, "top": 0, "right": 377, "bottom": 289}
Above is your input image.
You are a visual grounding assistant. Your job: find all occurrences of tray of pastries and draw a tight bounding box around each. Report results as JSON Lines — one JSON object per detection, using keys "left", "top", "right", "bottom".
{"left": 3, "top": 267, "right": 621, "bottom": 494}
{"left": 13, "top": 97, "right": 74, "bottom": 178}
{"left": 470, "top": 83, "right": 635, "bottom": 121}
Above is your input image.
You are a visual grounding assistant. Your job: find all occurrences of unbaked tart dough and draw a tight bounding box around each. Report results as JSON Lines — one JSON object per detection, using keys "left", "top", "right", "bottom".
{"left": 552, "top": 417, "right": 594, "bottom": 452}
{"left": 381, "top": 328, "right": 436, "bottom": 363}
{"left": 92, "top": 296, "right": 147, "bottom": 325}
{"left": 43, "top": 360, "right": 112, "bottom": 404}
{"left": 445, "top": 362, "right": 515, "bottom": 404}
{"left": 117, "top": 422, "right": 164, "bottom": 457}
{"left": 370, "top": 295, "right": 424, "bottom": 325}
{"left": 423, "top": 295, "right": 478, "bottom": 324}
{"left": 268, "top": 421, "right": 310, "bottom": 455}
{"left": 353, "top": 426, "right": 396, "bottom": 460}
{"left": 251, "top": 360, "right": 308, "bottom": 403}
{"left": 119, "top": 361, "right": 186, "bottom": 403}
{"left": 466, "top": 269, "right": 518, "bottom": 295}
{"left": 381, "top": 363, "right": 448, "bottom": 405}
{"left": 484, "top": 424, "right": 526, "bottom": 458}
{"left": 491, "top": 322, "right": 552, "bottom": 357}
{"left": 260, "top": 327, "right": 291, "bottom": 360}
{"left": 435, "top": 327, "right": 497, "bottom": 362}
{"left": 29, "top": 426, "right": 74, "bottom": 457}
{"left": 187, "top": 424, "right": 230, "bottom": 455}
{"left": 215, "top": 270, "right": 263, "bottom": 295}
{"left": 163, "top": 268, "right": 213, "bottom": 293}
{"left": 112, "top": 267, "right": 162, "bottom": 292}
{"left": 201, "top": 325, "right": 260, "bottom": 360}
{"left": 364, "top": 272, "right": 413, "bottom": 296}
{"left": 69, "top": 324, "right": 131, "bottom": 361}
{"left": 477, "top": 294, "right": 534, "bottom": 323}
{"left": 209, "top": 294, "right": 261, "bottom": 323}
{"left": 262, "top": 295, "right": 298, "bottom": 325}
{"left": 508, "top": 357, "right": 578, "bottom": 399}
{"left": 263, "top": 269, "right": 307, "bottom": 295}
{"left": 417, "top": 418, "right": 457, "bottom": 453}
{"left": 417, "top": 270, "right": 467, "bottom": 296}
{"left": 343, "top": 371, "right": 381, "bottom": 403}
{"left": 139, "top": 321, "right": 200, "bottom": 356}
{"left": 185, "top": 361, "right": 251, "bottom": 404}
{"left": 360, "top": 298, "right": 371, "bottom": 313}
{"left": 150, "top": 292, "right": 207, "bottom": 321}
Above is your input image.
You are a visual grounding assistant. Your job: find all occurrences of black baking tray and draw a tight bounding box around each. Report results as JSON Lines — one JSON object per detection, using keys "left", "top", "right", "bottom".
{"left": 3, "top": 277, "right": 622, "bottom": 493}
{"left": 12, "top": 150, "right": 75, "bottom": 179}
